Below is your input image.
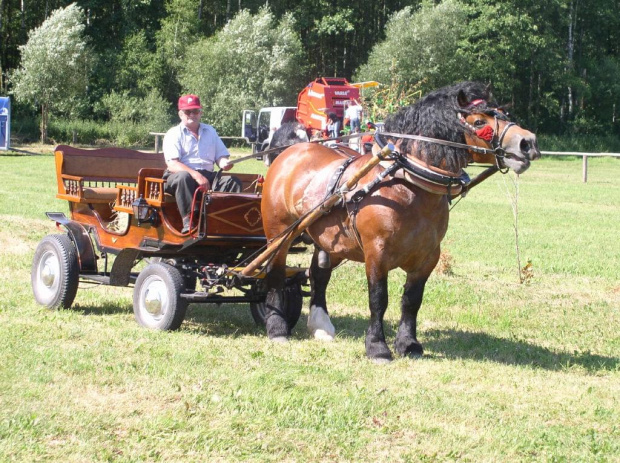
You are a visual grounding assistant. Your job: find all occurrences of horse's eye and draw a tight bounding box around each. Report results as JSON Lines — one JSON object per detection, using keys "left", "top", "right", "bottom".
{"left": 473, "top": 119, "right": 486, "bottom": 128}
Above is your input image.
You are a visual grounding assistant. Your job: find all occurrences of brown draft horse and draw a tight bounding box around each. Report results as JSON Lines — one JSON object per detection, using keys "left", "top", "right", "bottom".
{"left": 260, "top": 82, "right": 540, "bottom": 362}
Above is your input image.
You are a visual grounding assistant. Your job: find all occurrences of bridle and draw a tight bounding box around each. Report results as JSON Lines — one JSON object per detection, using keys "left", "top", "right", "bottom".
{"left": 377, "top": 108, "right": 517, "bottom": 173}
{"left": 368, "top": 106, "right": 520, "bottom": 200}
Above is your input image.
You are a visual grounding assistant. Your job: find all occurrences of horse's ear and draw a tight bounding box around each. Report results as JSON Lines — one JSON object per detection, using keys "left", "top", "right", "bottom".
{"left": 484, "top": 83, "right": 494, "bottom": 100}
{"left": 457, "top": 90, "right": 470, "bottom": 108}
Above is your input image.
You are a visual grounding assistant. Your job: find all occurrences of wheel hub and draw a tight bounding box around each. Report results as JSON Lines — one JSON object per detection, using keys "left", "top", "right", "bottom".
{"left": 144, "top": 289, "right": 162, "bottom": 315}
{"left": 41, "top": 261, "right": 57, "bottom": 287}
{"left": 141, "top": 277, "right": 168, "bottom": 319}
{"left": 39, "top": 251, "right": 59, "bottom": 289}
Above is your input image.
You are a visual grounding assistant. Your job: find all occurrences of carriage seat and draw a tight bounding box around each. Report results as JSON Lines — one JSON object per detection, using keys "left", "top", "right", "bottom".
{"left": 54, "top": 145, "right": 263, "bottom": 214}
{"left": 54, "top": 145, "right": 169, "bottom": 209}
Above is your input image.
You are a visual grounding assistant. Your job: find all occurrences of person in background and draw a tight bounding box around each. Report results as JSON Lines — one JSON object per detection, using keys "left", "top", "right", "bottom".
{"left": 326, "top": 112, "right": 341, "bottom": 139}
{"left": 361, "top": 121, "right": 377, "bottom": 154}
{"left": 345, "top": 99, "right": 363, "bottom": 133}
{"left": 163, "top": 94, "right": 241, "bottom": 234}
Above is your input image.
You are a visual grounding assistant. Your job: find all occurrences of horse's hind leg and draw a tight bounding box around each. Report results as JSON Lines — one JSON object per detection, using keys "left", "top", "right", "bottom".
{"left": 264, "top": 249, "right": 290, "bottom": 341}
{"left": 394, "top": 273, "right": 430, "bottom": 358}
{"left": 307, "top": 247, "right": 338, "bottom": 341}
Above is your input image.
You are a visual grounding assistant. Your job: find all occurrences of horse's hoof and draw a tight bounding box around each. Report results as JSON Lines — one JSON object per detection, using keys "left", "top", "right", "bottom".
{"left": 313, "top": 329, "right": 335, "bottom": 342}
{"left": 366, "top": 341, "right": 393, "bottom": 363}
{"left": 307, "top": 305, "right": 335, "bottom": 339}
{"left": 270, "top": 336, "right": 289, "bottom": 344}
{"left": 394, "top": 337, "right": 424, "bottom": 358}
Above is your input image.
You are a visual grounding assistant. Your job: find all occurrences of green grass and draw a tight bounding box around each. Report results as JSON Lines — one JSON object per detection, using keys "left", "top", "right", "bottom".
{"left": 0, "top": 150, "right": 619, "bottom": 462}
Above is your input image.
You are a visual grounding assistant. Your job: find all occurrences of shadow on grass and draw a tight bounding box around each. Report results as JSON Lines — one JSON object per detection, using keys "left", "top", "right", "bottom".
{"left": 73, "top": 301, "right": 263, "bottom": 337}
{"left": 74, "top": 302, "right": 131, "bottom": 316}
{"left": 69, "top": 303, "right": 619, "bottom": 373}
{"left": 329, "top": 313, "right": 618, "bottom": 372}
{"left": 183, "top": 303, "right": 263, "bottom": 337}
{"left": 424, "top": 328, "right": 619, "bottom": 373}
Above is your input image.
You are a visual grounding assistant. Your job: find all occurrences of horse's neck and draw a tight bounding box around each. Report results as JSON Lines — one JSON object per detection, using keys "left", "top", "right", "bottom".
{"left": 405, "top": 143, "right": 469, "bottom": 174}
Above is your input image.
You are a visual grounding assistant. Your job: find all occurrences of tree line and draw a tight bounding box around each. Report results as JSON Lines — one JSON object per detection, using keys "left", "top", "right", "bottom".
{"left": 2, "top": 0, "right": 619, "bottom": 143}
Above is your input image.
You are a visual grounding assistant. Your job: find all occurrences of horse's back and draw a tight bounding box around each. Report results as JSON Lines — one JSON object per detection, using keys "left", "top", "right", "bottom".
{"left": 261, "top": 143, "right": 353, "bottom": 235}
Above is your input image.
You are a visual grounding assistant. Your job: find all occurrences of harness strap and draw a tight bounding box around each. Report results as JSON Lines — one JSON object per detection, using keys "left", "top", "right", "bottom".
{"left": 394, "top": 154, "right": 470, "bottom": 191}
{"left": 349, "top": 162, "right": 401, "bottom": 203}
{"left": 321, "top": 157, "right": 357, "bottom": 212}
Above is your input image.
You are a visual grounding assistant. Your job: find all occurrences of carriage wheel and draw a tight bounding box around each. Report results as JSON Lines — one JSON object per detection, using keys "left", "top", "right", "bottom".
{"left": 133, "top": 263, "right": 188, "bottom": 330}
{"left": 146, "top": 257, "right": 196, "bottom": 292}
{"left": 250, "top": 281, "right": 303, "bottom": 330}
{"left": 31, "top": 234, "right": 80, "bottom": 310}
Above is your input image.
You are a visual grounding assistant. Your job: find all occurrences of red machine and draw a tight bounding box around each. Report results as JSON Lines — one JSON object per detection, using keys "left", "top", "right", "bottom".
{"left": 242, "top": 77, "right": 362, "bottom": 152}
{"left": 296, "top": 77, "right": 360, "bottom": 133}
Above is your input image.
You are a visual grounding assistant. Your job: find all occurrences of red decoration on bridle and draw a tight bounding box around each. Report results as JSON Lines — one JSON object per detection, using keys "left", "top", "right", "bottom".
{"left": 460, "top": 99, "right": 496, "bottom": 141}
{"left": 475, "top": 125, "right": 494, "bottom": 141}
{"left": 467, "top": 99, "right": 486, "bottom": 108}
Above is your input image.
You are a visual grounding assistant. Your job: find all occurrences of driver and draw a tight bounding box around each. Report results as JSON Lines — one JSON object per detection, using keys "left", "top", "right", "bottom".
{"left": 162, "top": 94, "right": 241, "bottom": 233}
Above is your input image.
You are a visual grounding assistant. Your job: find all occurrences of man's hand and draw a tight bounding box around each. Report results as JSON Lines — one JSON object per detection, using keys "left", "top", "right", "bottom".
{"left": 167, "top": 159, "right": 210, "bottom": 186}
{"left": 191, "top": 170, "right": 209, "bottom": 186}
{"left": 218, "top": 157, "right": 233, "bottom": 171}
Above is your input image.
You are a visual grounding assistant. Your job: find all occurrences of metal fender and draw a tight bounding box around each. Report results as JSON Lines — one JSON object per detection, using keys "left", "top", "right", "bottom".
{"left": 46, "top": 212, "right": 98, "bottom": 273}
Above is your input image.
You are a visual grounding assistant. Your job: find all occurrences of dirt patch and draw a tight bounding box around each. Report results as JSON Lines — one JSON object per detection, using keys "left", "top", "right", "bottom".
{"left": 0, "top": 216, "right": 57, "bottom": 256}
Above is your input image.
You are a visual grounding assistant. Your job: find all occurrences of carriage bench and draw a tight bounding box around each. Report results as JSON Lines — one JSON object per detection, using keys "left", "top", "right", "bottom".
{"left": 54, "top": 144, "right": 261, "bottom": 214}
{"left": 54, "top": 145, "right": 168, "bottom": 208}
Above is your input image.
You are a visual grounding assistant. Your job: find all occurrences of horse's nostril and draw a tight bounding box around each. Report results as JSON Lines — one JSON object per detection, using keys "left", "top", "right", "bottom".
{"left": 520, "top": 139, "right": 531, "bottom": 153}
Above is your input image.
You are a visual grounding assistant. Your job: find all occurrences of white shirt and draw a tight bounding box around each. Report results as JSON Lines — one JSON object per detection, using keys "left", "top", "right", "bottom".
{"left": 345, "top": 104, "right": 362, "bottom": 120}
{"left": 163, "top": 122, "right": 229, "bottom": 171}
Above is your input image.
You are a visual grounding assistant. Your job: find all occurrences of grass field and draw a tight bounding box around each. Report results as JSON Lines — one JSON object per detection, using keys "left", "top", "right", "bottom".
{"left": 0, "top": 149, "right": 618, "bottom": 462}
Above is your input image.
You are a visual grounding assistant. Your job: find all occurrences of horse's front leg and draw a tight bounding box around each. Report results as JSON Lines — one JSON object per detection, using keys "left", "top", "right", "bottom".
{"left": 394, "top": 274, "right": 427, "bottom": 358}
{"left": 365, "top": 263, "right": 392, "bottom": 362}
{"left": 307, "top": 247, "right": 339, "bottom": 341}
{"left": 265, "top": 250, "right": 290, "bottom": 342}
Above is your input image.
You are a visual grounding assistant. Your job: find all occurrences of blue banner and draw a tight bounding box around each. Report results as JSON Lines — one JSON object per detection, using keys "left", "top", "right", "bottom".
{"left": 0, "top": 97, "right": 10, "bottom": 150}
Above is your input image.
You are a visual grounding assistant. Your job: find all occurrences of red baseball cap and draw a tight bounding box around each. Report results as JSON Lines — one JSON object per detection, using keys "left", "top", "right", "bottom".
{"left": 178, "top": 94, "right": 202, "bottom": 110}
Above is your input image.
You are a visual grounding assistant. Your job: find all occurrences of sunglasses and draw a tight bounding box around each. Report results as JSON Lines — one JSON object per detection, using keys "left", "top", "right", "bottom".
{"left": 182, "top": 109, "right": 202, "bottom": 116}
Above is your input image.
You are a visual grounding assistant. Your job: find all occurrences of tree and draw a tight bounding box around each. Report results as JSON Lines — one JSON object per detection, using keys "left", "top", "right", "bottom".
{"left": 156, "top": 0, "right": 202, "bottom": 100}
{"left": 355, "top": 1, "right": 469, "bottom": 97}
{"left": 10, "top": 3, "right": 91, "bottom": 142}
{"left": 177, "top": 7, "right": 307, "bottom": 135}
{"left": 116, "top": 31, "right": 164, "bottom": 96}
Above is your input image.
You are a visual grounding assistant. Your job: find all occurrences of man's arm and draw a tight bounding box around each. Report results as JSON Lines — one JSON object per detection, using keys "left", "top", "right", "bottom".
{"left": 207, "top": 125, "right": 233, "bottom": 172}
{"left": 216, "top": 157, "right": 233, "bottom": 171}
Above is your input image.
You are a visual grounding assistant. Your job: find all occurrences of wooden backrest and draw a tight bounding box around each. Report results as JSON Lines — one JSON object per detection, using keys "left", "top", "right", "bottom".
{"left": 55, "top": 145, "right": 167, "bottom": 183}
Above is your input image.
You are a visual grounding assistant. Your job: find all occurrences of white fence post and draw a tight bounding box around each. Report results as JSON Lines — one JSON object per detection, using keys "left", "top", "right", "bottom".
{"left": 540, "top": 151, "right": 620, "bottom": 183}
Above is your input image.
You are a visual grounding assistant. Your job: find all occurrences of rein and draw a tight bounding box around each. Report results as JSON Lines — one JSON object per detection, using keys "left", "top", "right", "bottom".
{"left": 372, "top": 114, "right": 517, "bottom": 199}
{"left": 378, "top": 131, "right": 496, "bottom": 155}
{"left": 229, "top": 131, "right": 372, "bottom": 166}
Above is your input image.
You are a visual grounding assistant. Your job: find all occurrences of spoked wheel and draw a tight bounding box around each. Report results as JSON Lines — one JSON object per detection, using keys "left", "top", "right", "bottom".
{"left": 250, "top": 281, "right": 303, "bottom": 331}
{"left": 133, "top": 262, "right": 188, "bottom": 330}
{"left": 31, "top": 234, "right": 80, "bottom": 309}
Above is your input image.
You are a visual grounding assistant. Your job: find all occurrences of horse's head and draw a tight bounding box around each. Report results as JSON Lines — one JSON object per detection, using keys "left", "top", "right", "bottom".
{"left": 457, "top": 90, "right": 541, "bottom": 174}
{"left": 384, "top": 82, "right": 541, "bottom": 175}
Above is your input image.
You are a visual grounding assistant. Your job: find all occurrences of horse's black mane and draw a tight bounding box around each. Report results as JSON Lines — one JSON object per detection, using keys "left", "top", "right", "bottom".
{"left": 384, "top": 81, "right": 498, "bottom": 172}
{"left": 269, "top": 121, "right": 307, "bottom": 149}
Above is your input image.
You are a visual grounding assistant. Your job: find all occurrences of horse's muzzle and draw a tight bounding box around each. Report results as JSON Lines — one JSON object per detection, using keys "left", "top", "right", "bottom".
{"left": 520, "top": 136, "right": 541, "bottom": 161}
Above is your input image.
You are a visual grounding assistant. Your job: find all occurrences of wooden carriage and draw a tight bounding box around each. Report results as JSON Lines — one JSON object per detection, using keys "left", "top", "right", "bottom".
{"left": 31, "top": 145, "right": 306, "bottom": 330}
